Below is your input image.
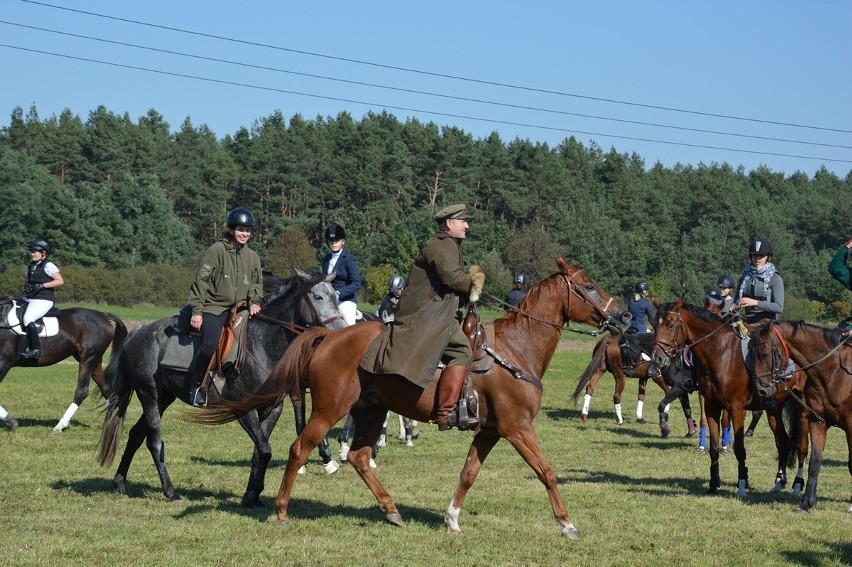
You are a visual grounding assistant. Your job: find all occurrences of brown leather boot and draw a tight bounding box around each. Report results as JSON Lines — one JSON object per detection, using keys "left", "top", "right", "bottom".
{"left": 436, "top": 365, "right": 468, "bottom": 431}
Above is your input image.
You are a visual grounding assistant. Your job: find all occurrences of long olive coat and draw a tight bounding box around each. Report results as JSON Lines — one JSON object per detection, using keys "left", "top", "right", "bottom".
{"left": 360, "top": 231, "right": 472, "bottom": 387}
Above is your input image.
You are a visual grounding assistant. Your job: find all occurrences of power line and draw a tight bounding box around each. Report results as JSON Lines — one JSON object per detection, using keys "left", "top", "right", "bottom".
{"left": 19, "top": 0, "right": 852, "bottom": 136}
{"left": 4, "top": 19, "right": 850, "bottom": 152}
{"left": 3, "top": 43, "right": 850, "bottom": 165}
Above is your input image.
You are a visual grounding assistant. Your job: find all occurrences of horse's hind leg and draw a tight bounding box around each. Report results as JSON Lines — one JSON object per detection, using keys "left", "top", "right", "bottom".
{"left": 53, "top": 358, "right": 100, "bottom": 432}
{"left": 237, "top": 403, "right": 283, "bottom": 508}
{"left": 502, "top": 426, "right": 579, "bottom": 540}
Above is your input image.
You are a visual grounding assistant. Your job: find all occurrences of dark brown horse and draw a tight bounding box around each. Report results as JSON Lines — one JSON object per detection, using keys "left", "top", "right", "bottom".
{"left": 651, "top": 299, "right": 806, "bottom": 496}
{"left": 573, "top": 332, "right": 697, "bottom": 438}
{"left": 0, "top": 299, "right": 127, "bottom": 431}
{"left": 748, "top": 320, "right": 852, "bottom": 513}
{"left": 194, "top": 258, "right": 630, "bottom": 539}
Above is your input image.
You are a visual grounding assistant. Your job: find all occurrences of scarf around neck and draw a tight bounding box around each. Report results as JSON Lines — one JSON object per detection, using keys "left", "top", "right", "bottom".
{"left": 737, "top": 261, "right": 776, "bottom": 300}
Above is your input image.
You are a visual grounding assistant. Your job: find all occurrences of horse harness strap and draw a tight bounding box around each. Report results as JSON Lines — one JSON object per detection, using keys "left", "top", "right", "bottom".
{"left": 481, "top": 344, "right": 543, "bottom": 391}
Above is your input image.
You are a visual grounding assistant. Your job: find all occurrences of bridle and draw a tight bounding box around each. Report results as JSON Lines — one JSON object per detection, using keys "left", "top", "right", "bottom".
{"left": 653, "top": 307, "right": 727, "bottom": 361}
{"left": 486, "top": 269, "right": 625, "bottom": 337}
{"left": 253, "top": 284, "right": 345, "bottom": 333}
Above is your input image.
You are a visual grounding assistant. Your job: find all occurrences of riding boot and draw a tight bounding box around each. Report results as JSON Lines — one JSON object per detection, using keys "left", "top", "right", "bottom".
{"left": 22, "top": 323, "right": 42, "bottom": 359}
{"left": 436, "top": 365, "right": 478, "bottom": 431}
{"left": 188, "top": 352, "right": 213, "bottom": 407}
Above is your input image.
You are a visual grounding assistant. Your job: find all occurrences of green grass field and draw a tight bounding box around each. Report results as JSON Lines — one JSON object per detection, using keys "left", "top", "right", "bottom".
{"left": 0, "top": 350, "right": 849, "bottom": 566}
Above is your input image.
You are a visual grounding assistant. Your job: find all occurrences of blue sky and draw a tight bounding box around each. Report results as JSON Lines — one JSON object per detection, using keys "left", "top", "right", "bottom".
{"left": 2, "top": 0, "right": 850, "bottom": 177}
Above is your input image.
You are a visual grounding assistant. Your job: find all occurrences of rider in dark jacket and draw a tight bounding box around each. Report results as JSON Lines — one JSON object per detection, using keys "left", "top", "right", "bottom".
{"left": 21, "top": 238, "right": 64, "bottom": 359}
{"left": 504, "top": 273, "right": 528, "bottom": 308}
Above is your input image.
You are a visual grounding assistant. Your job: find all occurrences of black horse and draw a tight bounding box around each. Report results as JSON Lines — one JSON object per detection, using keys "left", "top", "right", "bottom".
{"left": 97, "top": 269, "right": 346, "bottom": 507}
{"left": 0, "top": 298, "right": 127, "bottom": 431}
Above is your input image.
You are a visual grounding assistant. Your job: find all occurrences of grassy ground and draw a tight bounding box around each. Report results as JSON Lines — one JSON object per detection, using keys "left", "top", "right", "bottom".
{"left": 0, "top": 352, "right": 849, "bottom": 566}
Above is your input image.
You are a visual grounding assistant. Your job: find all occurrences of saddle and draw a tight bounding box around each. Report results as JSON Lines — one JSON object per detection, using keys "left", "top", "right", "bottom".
{"left": 165, "top": 303, "right": 249, "bottom": 394}
{"left": 4, "top": 299, "right": 60, "bottom": 337}
{"left": 618, "top": 332, "right": 655, "bottom": 374}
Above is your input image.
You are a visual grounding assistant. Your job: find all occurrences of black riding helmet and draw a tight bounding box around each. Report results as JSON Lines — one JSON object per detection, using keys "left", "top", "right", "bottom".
{"left": 748, "top": 239, "right": 773, "bottom": 256}
{"left": 634, "top": 281, "right": 650, "bottom": 293}
{"left": 27, "top": 238, "right": 50, "bottom": 254}
{"left": 717, "top": 275, "right": 735, "bottom": 289}
{"left": 226, "top": 207, "right": 256, "bottom": 228}
{"left": 388, "top": 274, "right": 405, "bottom": 293}
{"left": 513, "top": 273, "right": 526, "bottom": 285}
{"left": 705, "top": 287, "right": 723, "bottom": 306}
{"left": 325, "top": 223, "right": 346, "bottom": 241}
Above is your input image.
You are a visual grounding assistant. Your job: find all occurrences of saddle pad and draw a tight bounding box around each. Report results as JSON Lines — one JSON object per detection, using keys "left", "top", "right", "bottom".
{"left": 6, "top": 301, "right": 60, "bottom": 337}
{"left": 160, "top": 331, "right": 200, "bottom": 371}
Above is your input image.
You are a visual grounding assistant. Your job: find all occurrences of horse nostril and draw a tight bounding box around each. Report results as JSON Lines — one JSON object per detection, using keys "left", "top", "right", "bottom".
{"left": 621, "top": 312, "right": 633, "bottom": 324}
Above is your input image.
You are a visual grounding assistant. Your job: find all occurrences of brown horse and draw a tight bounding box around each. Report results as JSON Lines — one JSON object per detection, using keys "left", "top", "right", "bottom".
{"left": 748, "top": 320, "right": 852, "bottom": 513}
{"left": 651, "top": 299, "right": 806, "bottom": 496}
{"left": 194, "top": 258, "right": 630, "bottom": 539}
{"left": 573, "top": 332, "right": 697, "bottom": 438}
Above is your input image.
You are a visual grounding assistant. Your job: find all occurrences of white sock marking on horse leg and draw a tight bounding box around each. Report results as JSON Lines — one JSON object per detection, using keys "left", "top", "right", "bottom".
{"left": 445, "top": 500, "right": 461, "bottom": 533}
{"left": 663, "top": 403, "right": 671, "bottom": 413}
{"left": 581, "top": 394, "right": 592, "bottom": 415}
{"left": 53, "top": 402, "right": 79, "bottom": 432}
{"left": 0, "top": 405, "right": 8, "bottom": 420}
{"left": 737, "top": 479, "right": 748, "bottom": 498}
{"left": 614, "top": 403, "right": 623, "bottom": 424}
{"left": 635, "top": 400, "right": 644, "bottom": 419}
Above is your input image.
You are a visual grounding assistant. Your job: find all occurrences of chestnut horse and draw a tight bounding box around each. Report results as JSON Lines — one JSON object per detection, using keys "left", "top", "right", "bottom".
{"left": 194, "top": 258, "right": 630, "bottom": 539}
{"left": 652, "top": 299, "right": 806, "bottom": 496}
{"left": 572, "top": 332, "right": 697, "bottom": 438}
{"left": 748, "top": 320, "right": 852, "bottom": 513}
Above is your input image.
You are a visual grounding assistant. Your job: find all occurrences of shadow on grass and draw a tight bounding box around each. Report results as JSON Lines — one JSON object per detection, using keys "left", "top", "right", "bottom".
{"left": 782, "top": 540, "right": 852, "bottom": 566}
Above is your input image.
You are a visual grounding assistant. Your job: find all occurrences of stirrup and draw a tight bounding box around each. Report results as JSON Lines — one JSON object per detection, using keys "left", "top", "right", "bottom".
{"left": 190, "top": 386, "right": 207, "bottom": 407}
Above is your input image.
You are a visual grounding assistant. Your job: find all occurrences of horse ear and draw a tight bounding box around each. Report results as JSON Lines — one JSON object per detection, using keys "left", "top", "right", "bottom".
{"left": 293, "top": 267, "right": 310, "bottom": 280}
{"left": 675, "top": 297, "right": 685, "bottom": 308}
{"left": 555, "top": 256, "right": 569, "bottom": 272}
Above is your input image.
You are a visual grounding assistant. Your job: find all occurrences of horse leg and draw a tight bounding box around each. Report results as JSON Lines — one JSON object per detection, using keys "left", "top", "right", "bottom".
{"left": 706, "top": 407, "right": 722, "bottom": 493}
{"left": 503, "top": 426, "right": 580, "bottom": 540}
{"left": 346, "top": 406, "right": 402, "bottom": 524}
{"left": 443, "top": 429, "right": 500, "bottom": 534}
{"left": 730, "top": 406, "right": 748, "bottom": 498}
{"left": 745, "top": 410, "right": 763, "bottom": 437}
{"left": 612, "top": 370, "right": 626, "bottom": 424}
{"left": 791, "top": 410, "right": 809, "bottom": 497}
{"left": 635, "top": 375, "right": 648, "bottom": 424}
{"left": 0, "top": 403, "right": 18, "bottom": 430}
{"left": 656, "top": 384, "right": 685, "bottom": 440}
{"left": 681, "top": 393, "right": 696, "bottom": 437}
{"left": 721, "top": 410, "right": 732, "bottom": 452}
{"left": 275, "top": 411, "right": 353, "bottom": 525}
{"left": 580, "top": 369, "right": 602, "bottom": 423}
{"left": 237, "top": 402, "right": 284, "bottom": 508}
{"left": 53, "top": 358, "right": 98, "bottom": 432}
{"left": 801, "top": 421, "right": 827, "bottom": 511}
{"left": 765, "top": 410, "right": 790, "bottom": 493}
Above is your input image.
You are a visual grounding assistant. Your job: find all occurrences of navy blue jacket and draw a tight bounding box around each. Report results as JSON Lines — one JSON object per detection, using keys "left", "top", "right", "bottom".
{"left": 321, "top": 248, "right": 362, "bottom": 302}
{"left": 627, "top": 296, "right": 654, "bottom": 333}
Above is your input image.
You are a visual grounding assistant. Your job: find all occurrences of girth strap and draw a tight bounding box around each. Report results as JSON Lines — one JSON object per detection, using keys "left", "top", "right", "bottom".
{"left": 481, "top": 344, "right": 543, "bottom": 391}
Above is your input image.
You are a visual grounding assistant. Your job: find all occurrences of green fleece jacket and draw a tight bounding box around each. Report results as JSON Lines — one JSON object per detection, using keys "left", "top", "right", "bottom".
{"left": 828, "top": 245, "right": 852, "bottom": 291}
{"left": 188, "top": 238, "right": 262, "bottom": 316}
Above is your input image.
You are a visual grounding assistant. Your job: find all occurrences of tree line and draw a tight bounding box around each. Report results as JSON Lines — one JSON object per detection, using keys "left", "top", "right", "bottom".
{"left": 1, "top": 104, "right": 849, "bottom": 320}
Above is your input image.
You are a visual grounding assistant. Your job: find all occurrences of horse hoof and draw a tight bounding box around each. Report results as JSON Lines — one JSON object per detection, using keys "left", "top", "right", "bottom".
{"left": 745, "top": 429, "right": 754, "bottom": 437}
{"left": 684, "top": 431, "right": 696, "bottom": 438}
{"left": 580, "top": 414, "right": 589, "bottom": 424}
{"left": 323, "top": 460, "right": 340, "bottom": 475}
{"left": 2, "top": 416, "right": 18, "bottom": 430}
{"left": 386, "top": 513, "right": 404, "bottom": 526}
{"left": 660, "top": 429, "right": 671, "bottom": 439}
{"left": 636, "top": 418, "right": 647, "bottom": 424}
{"left": 561, "top": 524, "right": 581, "bottom": 541}
{"left": 168, "top": 495, "right": 183, "bottom": 503}
{"left": 241, "top": 492, "right": 263, "bottom": 508}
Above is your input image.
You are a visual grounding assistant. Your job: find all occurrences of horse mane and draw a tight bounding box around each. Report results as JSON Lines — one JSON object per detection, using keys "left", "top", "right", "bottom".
{"left": 783, "top": 320, "right": 844, "bottom": 349}
{"left": 657, "top": 301, "right": 720, "bottom": 324}
{"left": 493, "top": 270, "right": 562, "bottom": 335}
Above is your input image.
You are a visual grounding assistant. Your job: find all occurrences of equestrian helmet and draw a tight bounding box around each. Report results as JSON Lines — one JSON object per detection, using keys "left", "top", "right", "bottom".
{"left": 325, "top": 223, "right": 346, "bottom": 241}
{"left": 27, "top": 238, "right": 50, "bottom": 254}
{"left": 513, "top": 273, "right": 526, "bottom": 285}
{"left": 634, "top": 280, "right": 650, "bottom": 293}
{"left": 388, "top": 274, "right": 405, "bottom": 293}
{"left": 717, "top": 275, "right": 735, "bottom": 289}
{"left": 748, "top": 239, "right": 773, "bottom": 256}
{"left": 705, "top": 287, "right": 723, "bottom": 306}
{"left": 226, "top": 207, "right": 256, "bottom": 228}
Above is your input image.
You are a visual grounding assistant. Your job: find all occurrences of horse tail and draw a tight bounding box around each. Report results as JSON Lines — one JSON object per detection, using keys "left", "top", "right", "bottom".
{"left": 781, "top": 398, "right": 800, "bottom": 468}
{"left": 97, "top": 340, "right": 134, "bottom": 467}
{"left": 105, "top": 313, "right": 129, "bottom": 354}
{"left": 572, "top": 335, "right": 610, "bottom": 404}
{"left": 187, "top": 327, "right": 331, "bottom": 426}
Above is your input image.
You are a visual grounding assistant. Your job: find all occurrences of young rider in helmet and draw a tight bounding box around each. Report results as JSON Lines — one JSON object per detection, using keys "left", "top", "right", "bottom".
{"left": 21, "top": 238, "right": 64, "bottom": 359}
{"left": 377, "top": 274, "right": 405, "bottom": 324}
{"left": 321, "top": 223, "right": 362, "bottom": 327}
{"left": 627, "top": 281, "right": 653, "bottom": 333}
{"left": 504, "top": 273, "right": 528, "bottom": 308}
{"left": 734, "top": 239, "right": 784, "bottom": 325}
{"left": 187, "top": 207, "right": 263, "bottom": 406}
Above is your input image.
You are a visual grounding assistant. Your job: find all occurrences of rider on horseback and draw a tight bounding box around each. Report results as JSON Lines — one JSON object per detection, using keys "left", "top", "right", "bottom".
{"left": 22, "top": 239, "right": 64, "bottom": 359}
{"left": 360, "top": 204, "right": 485, "bottom": 431}
{"left": 187, "top": 208, "right": 263, "bottom": 407}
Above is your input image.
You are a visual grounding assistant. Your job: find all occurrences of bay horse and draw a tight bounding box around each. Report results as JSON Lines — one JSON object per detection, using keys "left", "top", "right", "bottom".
{"left": 0, "top": 298, "right": 127, "bottom": 431}
{"left": 97, "top": 269, "right": 346, "bottom": 507}
{"left": 748, "top": 320, "right": 852, "bottom": 513}
{"left": 193, "top": 257, "right": 630, "bottom": 539}
{"left": 652, "top": 299, "right": 807, "bottom": 496}
{"left": 572, "top": 332, "right": 697, "bottom": 438}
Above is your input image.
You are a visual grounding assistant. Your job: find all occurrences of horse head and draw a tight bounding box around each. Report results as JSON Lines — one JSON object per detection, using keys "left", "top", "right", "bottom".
{"left": 747, "top": 320, "right": 789, "bottom": 385}
{"left": 652, "top": 298, "right": 688, "bottom": 367}
{"left": 554, "top": 257, "right": 631, "bottom": 334}
{"left": 262, "top": 268, "right": 347, "bottom": 330}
